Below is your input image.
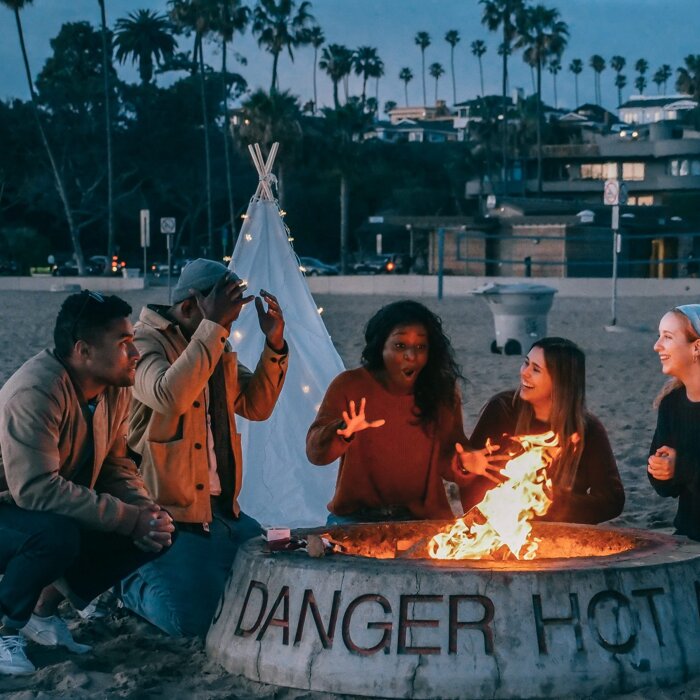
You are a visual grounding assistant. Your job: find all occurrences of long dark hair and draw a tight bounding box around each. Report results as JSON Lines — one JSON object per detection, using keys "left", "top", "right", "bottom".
{"left": 514, "top": 337, "right": 586, "bottom": 489}
{"left": 361, "top": 300, "right": 463, "bottom": 425}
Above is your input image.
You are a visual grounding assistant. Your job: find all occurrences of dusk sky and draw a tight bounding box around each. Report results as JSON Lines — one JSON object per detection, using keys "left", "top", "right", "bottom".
{"left": 1, "top": 0, "right": 698, "bottom": 113}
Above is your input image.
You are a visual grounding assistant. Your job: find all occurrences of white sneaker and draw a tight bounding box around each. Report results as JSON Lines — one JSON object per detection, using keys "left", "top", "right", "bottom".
{"left": 21, "top": 614, "right": 92, "bottom": 654}
{"left": 0, "top": 635, "right": 35, "bottom": 675}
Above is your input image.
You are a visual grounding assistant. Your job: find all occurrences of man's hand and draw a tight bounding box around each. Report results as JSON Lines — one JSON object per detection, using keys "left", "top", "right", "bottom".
{"left": 336, "top": 397, "right": 385, "bottom": 439}
{"left": 255, "top": 289, "right": 285, "bottom": 352}
{"left": 648, "top": 446, "right": 676, "bottom": 481}
{"left": 453, "top": 443, "right": 509, "bottom": 485}
{"left": 190, "top": 273, "right": 253, "bottom": 330}
{"left": 132, "top": 505, "right": 175, "bottom": 553}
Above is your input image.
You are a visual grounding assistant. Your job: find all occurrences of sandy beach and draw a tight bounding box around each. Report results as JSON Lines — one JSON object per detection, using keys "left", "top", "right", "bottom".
{"left": 0, "top": 286, "right": 699, "bottom": 699}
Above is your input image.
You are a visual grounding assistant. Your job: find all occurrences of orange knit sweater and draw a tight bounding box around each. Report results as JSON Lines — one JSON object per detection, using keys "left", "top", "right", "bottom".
{"left": 306, "top": 367, "right": 468, "bottom": 519}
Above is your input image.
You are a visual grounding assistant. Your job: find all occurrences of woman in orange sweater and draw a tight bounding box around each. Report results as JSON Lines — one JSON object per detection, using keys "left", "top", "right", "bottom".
{"left": 306, "top": 300, "right": 501, "bottom": 524}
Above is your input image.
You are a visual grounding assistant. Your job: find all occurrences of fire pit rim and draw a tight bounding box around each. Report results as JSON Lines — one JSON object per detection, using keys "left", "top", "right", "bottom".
{"left": 261, "top": 521, "right": 700, "bottom": 572}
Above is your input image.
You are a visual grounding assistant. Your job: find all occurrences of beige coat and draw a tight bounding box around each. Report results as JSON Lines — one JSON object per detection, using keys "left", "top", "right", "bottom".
{"left": 0, "top": 350, "right": 153, "bottom": 535}
{"left": 128, "top": 306, "right": 287, "bottom": 523}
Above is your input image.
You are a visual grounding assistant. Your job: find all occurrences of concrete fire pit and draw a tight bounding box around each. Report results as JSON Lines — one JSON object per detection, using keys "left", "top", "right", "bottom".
{"left": 206, "top": 521, "right": 700, "bottom": 699}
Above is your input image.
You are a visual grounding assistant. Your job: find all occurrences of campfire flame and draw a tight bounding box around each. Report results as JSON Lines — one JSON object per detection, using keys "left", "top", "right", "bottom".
{"left": 429, "top": 432, "right": 559, "bottom": 561}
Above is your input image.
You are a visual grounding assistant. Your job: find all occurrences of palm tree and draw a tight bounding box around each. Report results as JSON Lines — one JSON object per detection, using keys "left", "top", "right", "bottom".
{"left": 480, "top": 0, "right": 525, "bottom": 193}
{"left": 471, "top": 39, "right": 487, "bottom": 96}
{"left": 429, "top": 62, "right": 445, "bottom": 103}
{"left": 590, "top": 54, "right": 605, "bottom": 105}
{"left": 516, "top": 3, "right": 568, "bottom": 193}
{"left": 655, "top": 64, "right": 672, "bottom": 95}
{"left": 614, "top": 73, "right": 627, "bottom": 106}
{"left": 399, "top": 66, "right": 413, "bottom": 106}
{"left": 114, "top": 9, "right": 176, "bottom": 84}
{"left": 414, "top": 31, "right": 431, "bottom": 105}
{"left": 568, "top": 57, "right": 582, "bottom": 105}
{"left": 1, "top": 0, "right": 86, "bottom": 273}
{"left": 251, "top": 0, "right": 314, "bottom": 92}
{"left": 676, "top": 55, "right": 700, "bottom": 99}
{"left": 319, "top": 43, "right": 351, "bottom": 109}
{"left": 610, "top": 55, "right": 625, "bottom": 106}
{"left": 371, "top": 56, "right": 384, "bottom": 104}
{"left": 306, "top": 25, "right": 324, "bottom": 112}
{"left": 96, "top": 0, "right": 115, "bottom": 264}
{"left": 168, "top": 0, "right": 222, "bottom": 256}
{"left": 444, "top": 29, "right": 460, "bottom": 104}
{"left": 215, "top": 0, "right": 250, "bottom": 251}
{"left": 383, "top": 100, "right": 397, "bottom": 116}
{"left": 548, "top": 57, "right": 561, "bottom": 107}
{"left": 353, "top": 46, "right": 381, "bottom": 108}
{"left": 234, "top": 89, "right": 302, "bottom": 208}
{"left": 634, "top": 58, "right": 648, "bottom": 94}
{"left": 635, "top": 74, "right": 647, "bottom": 95}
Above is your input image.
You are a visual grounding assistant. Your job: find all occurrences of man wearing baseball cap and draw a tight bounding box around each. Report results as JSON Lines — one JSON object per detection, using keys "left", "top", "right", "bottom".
{"left": 122, "top": 259, "right": 288, "bottom": 637}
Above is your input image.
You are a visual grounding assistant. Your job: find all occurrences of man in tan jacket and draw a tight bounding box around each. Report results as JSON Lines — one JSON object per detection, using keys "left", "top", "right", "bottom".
{"left": 122, "top": 259, "right": 288, "bottom": 637}
{"left": 0, "top": 291, "right": 174, "bottom": 675}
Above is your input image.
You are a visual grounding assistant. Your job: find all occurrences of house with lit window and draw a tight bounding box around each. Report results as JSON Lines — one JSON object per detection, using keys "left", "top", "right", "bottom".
{"left": 465, "top": 120, "right": 700, "bottom": 207}
{"left": 618, "top": 95, "right": 698, "bottom": 124}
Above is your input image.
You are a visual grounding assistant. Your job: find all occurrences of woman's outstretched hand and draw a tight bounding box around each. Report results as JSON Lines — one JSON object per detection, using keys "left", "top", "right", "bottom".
{"left": 337, "top": 397, "right": 385, "bottom": 439}
{"left": 648, "top": 445, "right": 676, "bottom": 481}
{"left": 454, "top": 442, "right": 509, "bottom": 484}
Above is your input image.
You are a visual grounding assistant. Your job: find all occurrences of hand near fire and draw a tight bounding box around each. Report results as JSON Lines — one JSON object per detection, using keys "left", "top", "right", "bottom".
{"left": 337, "top": 397, "right": 386, "bottom": 439}
{"left": 647, "top": 445, "right": 676, "bottom": 481}
{"left": 454, "top": 442, "right": 509, "bottom": 484}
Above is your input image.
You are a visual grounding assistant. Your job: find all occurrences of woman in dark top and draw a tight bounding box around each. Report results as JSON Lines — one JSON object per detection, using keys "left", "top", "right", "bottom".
{"left": 468, "top": 337, "right": 624, "bottom": 524}
{"left": 648, "top": 305, "right": 700, "bottom": 540}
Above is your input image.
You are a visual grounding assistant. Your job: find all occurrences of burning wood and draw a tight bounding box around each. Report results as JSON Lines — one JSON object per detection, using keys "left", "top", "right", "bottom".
{"left": 429, "top": 432, "right": 559, "bottom": 561}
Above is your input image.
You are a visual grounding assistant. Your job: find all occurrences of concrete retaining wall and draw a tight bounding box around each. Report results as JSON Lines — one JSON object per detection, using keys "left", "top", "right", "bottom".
{"left": 0, "top": 276, "right": 145, "bottom": 292}
{"left": 308, "top": 275, "right": 700, "bottom": 298}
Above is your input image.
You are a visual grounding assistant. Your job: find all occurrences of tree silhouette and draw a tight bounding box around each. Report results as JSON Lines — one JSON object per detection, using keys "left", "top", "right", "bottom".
{"left": 1, "top": 0, "right": 86, "bottom": 273}
{"left": 353, "top": 45, "right": 381, "bottom": 108}
{"left": 480, "top": 0, "right": 525, "bottom": 193}
{"left": 445, "top": 29, "right": 460, "bottom": 104}
{"left": 653, "top": 64, "right": 672, "bottom": 95}
{"left": 399, "top": 66, "right": 413, "bottom": 107}
{"left": 319, "top": 43, "right": 351, "bottom": 109}
{"left": 634, "top": 58, "right": 648, "bottom": 94}
{"left": 635, "top": 75, "right": 647, "bottom": 95}
{"left": 516, "top": 3, "right": 568, "bottom": 193}
{"left": 414, "top": 31, "right": 431, "bottom": 105}
{"left": 590, "top": 54, "right": 605, "bottom": 105}
{"left": 568, "top": 57, "right": 582, "bottom": 106}
{"left": 676, "top": 55, "right": 700, "bottom": 99}
{"left": 548, "top": 57, "right": 561, "bottom": 107}
{"left": 114, "top": 9, "right": 176, "bottom": 84}
{"left": 471, "top": 39, "right": 487, "bottom": 96}
{"left": 306, "top": 25, "right": 324, "bottom": 112}
{"left": 429, "top": 62, "right": 445, "bottom": 102}
{"left": 251, "top": 0, "right": 314, "bottom": 92}
{"left": 614, "top": 73, "right": 627, "bottom": 106}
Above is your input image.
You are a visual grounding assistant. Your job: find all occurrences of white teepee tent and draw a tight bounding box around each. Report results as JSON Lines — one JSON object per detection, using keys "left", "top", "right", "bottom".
{"left": 228, "top": 143, "right": 344, "bottom": 527}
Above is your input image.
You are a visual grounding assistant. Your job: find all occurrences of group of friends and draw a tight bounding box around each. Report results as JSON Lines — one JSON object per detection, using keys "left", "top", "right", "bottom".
{"left": 0, "top": 256, "right": 697, "bottom": 676}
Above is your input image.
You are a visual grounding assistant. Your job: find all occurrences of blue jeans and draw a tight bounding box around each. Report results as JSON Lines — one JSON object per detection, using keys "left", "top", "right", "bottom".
{"left": 120, "top": 511, "right": 260, "bottom": 638}
{"left": 0, "top": 503, "right": 166, "bottom": 629}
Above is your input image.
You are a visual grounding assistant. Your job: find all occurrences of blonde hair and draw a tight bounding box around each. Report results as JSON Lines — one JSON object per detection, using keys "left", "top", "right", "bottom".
{"left": 514, "top": 337, "right": 586, "bottom": 491}
{"left": 653, "top": 309, "right": 700, "bottom": 408}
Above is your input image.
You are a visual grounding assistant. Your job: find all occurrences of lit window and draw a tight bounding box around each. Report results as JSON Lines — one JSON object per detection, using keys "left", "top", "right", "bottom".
{"left": 622, "top": 162, "right": 645, "bottom": 181}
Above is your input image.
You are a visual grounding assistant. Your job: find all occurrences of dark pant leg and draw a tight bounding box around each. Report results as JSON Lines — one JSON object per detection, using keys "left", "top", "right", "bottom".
{"left": 0, "top": 505, "right": 81, "bottom": 628}
{"left": 61, "top": 526, "right": 177, "bottom": 608}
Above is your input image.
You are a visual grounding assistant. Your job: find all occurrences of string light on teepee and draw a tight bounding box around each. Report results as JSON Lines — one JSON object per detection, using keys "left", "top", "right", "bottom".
{"left": 232, "top": 330, "right": 244, "bottom": 341}
{"left": 302, "top": 385, "right": 311, "bottom": 394}
{"left": 244, "top": 233, "right": 253, "bottom": 241}
{"left": 317, "top": 307, "right": 324, "bottom": 315}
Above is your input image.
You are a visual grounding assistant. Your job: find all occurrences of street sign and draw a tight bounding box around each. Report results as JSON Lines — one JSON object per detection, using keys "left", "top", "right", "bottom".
{"left": 160, "top": 217, "right": 176, "bottom": 234}
{"left": 603, "top": 179, "right": 619, "bottom": 206}
{"left": 140, "top": 209, "right": 150, "bottom": 247}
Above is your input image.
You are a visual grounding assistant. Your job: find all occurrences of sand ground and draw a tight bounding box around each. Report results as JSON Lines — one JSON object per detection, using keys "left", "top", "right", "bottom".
{"left": 0, "top": 287, "right": 698, "bottom": 699}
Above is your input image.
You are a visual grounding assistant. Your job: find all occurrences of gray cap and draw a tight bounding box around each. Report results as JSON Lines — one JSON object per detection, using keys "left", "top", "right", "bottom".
{"left": 172, "top": 258, "right": 238, "bottom": 304}
{"left": 676, "top": 304, "right": 700, "bottom": 338}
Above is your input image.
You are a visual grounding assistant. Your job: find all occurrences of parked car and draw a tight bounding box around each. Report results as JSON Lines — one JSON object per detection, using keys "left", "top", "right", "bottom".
{"left": 352, "top": 253, "right": 411, "bottom": 274}
{"left": 52, "top": 255, "right": 125, "bottom": 276}
{"left": 299, "top": 256, "right": 338, "bottom": 276}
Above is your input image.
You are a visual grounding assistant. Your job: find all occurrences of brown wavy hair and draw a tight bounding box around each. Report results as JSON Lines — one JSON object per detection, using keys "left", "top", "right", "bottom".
{"left": 513, "top": 337, "right": 586, "bottom": 490}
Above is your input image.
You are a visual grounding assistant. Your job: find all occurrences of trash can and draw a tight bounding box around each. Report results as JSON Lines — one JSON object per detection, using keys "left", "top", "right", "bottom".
{"left": 472, "top": 283, "right": 557, "bottom": 356}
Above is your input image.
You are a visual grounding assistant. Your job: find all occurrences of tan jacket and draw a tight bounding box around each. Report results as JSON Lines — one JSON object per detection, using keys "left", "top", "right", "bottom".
{"left": 128, "top": 306, "right": 288, "bottom": 523}
{"left": 0, "top": 350, "right": 153, "bottom": 535}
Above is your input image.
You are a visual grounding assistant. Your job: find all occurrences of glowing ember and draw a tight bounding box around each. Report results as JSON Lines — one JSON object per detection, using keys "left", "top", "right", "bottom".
{"left": 430, "top": 431, "right": 558, "bottom": 561}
